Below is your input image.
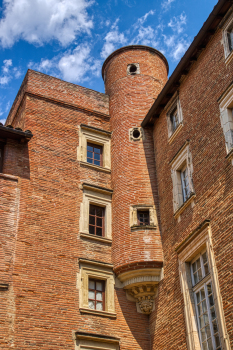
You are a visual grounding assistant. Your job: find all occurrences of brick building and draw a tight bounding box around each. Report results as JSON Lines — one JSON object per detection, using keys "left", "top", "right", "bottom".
{"left": 0, "top": 0, "right": 232, "bottom": 349}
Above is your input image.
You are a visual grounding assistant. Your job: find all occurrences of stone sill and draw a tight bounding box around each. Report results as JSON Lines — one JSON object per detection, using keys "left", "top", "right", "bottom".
{"left": 174, "top": 193, "right": 196, "bottom": 220}
{"left": 225, "top": 50, "right": 233, "bottom": 66}
{"left": 168, "top": 123, "right": 183, "bottom": 144}
{"left": 131, "top": 225, "right": 157, "bottom": 231}
{"left": 0, "top": 173, "right": 18, "bottom": 181}
{"left": 80, "top": 161, "right": 111, "bottom": 173}
{"left": 80, "top": 232, "right": 112, "bottom": 245}
{"left": 80, "top": 308, "right": 116, "bottom": 319}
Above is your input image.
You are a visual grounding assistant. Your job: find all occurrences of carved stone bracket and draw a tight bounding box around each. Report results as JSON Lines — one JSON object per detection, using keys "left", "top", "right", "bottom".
{"left": 117, "top": 268, "right": 163, "bottom": 315}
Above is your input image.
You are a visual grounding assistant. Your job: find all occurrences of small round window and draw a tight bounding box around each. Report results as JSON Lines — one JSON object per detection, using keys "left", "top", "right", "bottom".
{"left": 127, "top": 63, "right": 139, "bottom": 75}
{"left": 130, "top": 127, "right": 143, "bottom": 141}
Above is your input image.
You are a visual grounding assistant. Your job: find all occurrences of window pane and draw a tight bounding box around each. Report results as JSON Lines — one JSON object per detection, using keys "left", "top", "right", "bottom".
{"left": 96, "top": 281, "right": 103, "bottom": 291}
{"left": 94, "top": 147, "right": 101, "bottom": 154}
{"left": 89, "top": 280, "right": 95, "bottom": 289}
{"left": 208, "top": 294, "right": 214, "bottom": 307}
{"left": 215, "top": 334, "right": 221, "bottom": 347}
{"left": 203, "top": 313, "right": 209, "bottom": 326}
{"left": 96, "top": 227, "right": 102, "bottom": 236}
{"left": 207, "top": 283, "right": 212, "bottom": 295}
{"left": 88, "top": 290, "right": 95, "bottom": 299}
{"left": 87, "top": 145, "right": 93, "bottom": 152}
{"left": 96, "top": 207, "right": 103, "bottom": 217}
{"left": 94, "top": 159, "right": 100, "bottom": 166}
{"left": 192, "top": 262, "right": 197, "bottom": 273}
{"left": 198, "top": 268, "right": 203, "bottom": 282}
{"left": 200, "top": 328, "right": 206, "bottom": 342}
{"left": 201, "top": 288, "right": 205, "bottom": 301}
{"left": 96, "top": 292, "right": 103, "bottom": 301}
{"left": 205, "top": 325, "right": 211, "bottom": 338}
{"left": 202, "top": 300, "right": 207, "bottom": 313}
{"left": 196, "top": 291, "right": 200, "bottom": 304}
{"left": 87, "top": 151, "right": 93, "bottom": 158}
{"left": 89, "top": 216, "right": 95, "bottom": 225}
{"left": 196, "top": 258, "right": 201, "bottom": 270}
{"left": 89, "top": 225, "right": 95, "bottom": 235}
{"left": 96, "top": 302, "right": 103, "bottom": 311}
{"left": 88, "top": 300, "right": 95, "bottom": 309}
{"left": 207, "top": 338, "right": 213, "bottom": 350}
{"left": 90, "top": 206, "right": 96, "bottom": 215}
{"left": 212, "top": 320, "right": 218, "bottom": 333}
{"left": 202, "top": 342, "right": 208, "bottom": 350}
{"left": 87, "top": 158, "right": 93, "bottom": 164}
{"left": 97, "top": 217, "right": 102, "bottom": 227}
{"left": 210, "top": 306, "right": 216, "bottom": 320}
{"left": 94, "top": 153, "right": 100, "bottom": 161}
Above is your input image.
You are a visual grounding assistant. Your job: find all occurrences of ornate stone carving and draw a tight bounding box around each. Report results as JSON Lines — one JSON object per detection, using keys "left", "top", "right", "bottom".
{"left": 117, "top": 268, "right": 163, "bottom": 315}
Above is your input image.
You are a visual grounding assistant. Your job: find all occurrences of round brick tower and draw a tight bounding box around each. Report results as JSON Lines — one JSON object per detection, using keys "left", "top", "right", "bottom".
{"left": 102, "top": 46, "right": 168, "bottom": 314}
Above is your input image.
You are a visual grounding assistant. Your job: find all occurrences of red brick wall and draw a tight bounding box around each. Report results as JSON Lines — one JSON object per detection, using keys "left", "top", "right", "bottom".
{"left": 150, "top": 28, "right": 233, "bottom": 349}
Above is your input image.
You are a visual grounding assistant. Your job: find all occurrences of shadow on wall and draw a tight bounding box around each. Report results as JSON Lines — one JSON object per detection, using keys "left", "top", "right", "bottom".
{"left": 115, "top": 288, "right": 151, "bottom": 349}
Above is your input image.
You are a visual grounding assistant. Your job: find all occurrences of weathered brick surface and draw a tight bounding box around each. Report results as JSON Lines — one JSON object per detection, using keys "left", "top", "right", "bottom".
{"left": 150, "top": 28, "right": 233, "bottom": 349}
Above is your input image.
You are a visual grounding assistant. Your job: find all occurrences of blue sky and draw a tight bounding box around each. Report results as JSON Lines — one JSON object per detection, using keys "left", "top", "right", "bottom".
{"left": 0, "top": 0, "right": 217, "bottom": 124}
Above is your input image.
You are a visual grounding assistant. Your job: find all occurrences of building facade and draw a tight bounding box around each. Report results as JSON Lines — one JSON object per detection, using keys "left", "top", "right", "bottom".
{"left": 0, "top": 0, "right": 232, "bottom": 349}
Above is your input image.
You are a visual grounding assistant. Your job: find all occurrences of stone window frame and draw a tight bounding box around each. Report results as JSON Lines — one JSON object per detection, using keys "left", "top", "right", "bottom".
{"left": 218, "top": 81, "right": 233, "bottom": 163}
{"left": 176, "top": 221, "right": 230, "bottom": 350}
{"left": 77, "top": 124, "right": 111, "bottom": 173}
{"left": 221, "top": 7, "right": 233, "bottom": 65}
{"left": 79, "top": 183, "right": 113, "bottom": 243}
{"left": 166, "top": 94, "right": 183, "bottom": 143}
{"left": 170, "top": 141, "right": 195, "bottom": 221}
{"left": 74, "top": 332, "right": 120, "bottom": 350}
{"left": 130, "top": 204, "right": 158, "bottom": 230}
{"left": 77, "top": 259, "right": 116, "bottom": 318}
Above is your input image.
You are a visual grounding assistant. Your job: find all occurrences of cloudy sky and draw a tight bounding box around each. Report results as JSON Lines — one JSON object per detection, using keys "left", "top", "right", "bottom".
{"left": 0, "top": 0, "right": 217, "bottom": 124}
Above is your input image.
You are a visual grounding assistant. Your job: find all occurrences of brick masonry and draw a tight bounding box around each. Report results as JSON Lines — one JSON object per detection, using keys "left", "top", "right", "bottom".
{"left": 0, "top": 11, "right": 232, "bottom": 350}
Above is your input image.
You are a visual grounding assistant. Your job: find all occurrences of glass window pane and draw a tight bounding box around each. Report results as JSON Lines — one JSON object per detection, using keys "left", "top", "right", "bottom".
{"left": 87, "top": 145, "right": 93, "bottom": 151}
{"left": 199, "top": 315, "right": 204, "bottom": 328}
{"left": 209, "top": 294, "right": 214, "bottom": 307}
{"left": 203, "top": 313, "right": 209, "bottom": 326}
{"left": 97, "top": 217, "right": 102, "bottom": 227}
{"left": 96, "top": 227, "right": 102, "bottom": 236}
{"left": 96, "top": 281, "right": 103, "bottom": 291}
{"left": 202, "top": 342, "right": 208, "bottom": 350}
{"left": 198, "top": 268, "right": 203, "bottom": 281}
{"left": 196, "top": 291, "right": 200, "bottom": 304}
{"left": 96, "top": 207, "right": 103, "bottom": 217}
{"left": 202, "top": 300, "right": 207, "bottom": 313}
{"left": 87, "top": 151, "right": 93, "bottom": 158}
{"left": 207, "top": 338, "right": 213, "bottom": 350}
{"left": 88, "top": 290, "right": 95, "bottom": 299}
{"left": 210, "top": 306, "right": 216, "bottom": 320}
{"left": 197, "top": 303, "right": 201, "bottom": 316}
{"left": 89, "top": 280, "right": 95, "bottom": 289}
{"left": 96, "top": 292, "right": 103, "bottom": 301}
{"left": 88, "top": 300, "right": 95, "bottom": 309}
{"left": 207, "top": 283, "right": 212, "bottom": 295}
{"left": 96, "top": 302, "right": 103, "bottom": 311}
{"left": 90, "top": 206, "right": 96, "bottom": 215}
{"left": 89, "top": 216, "right": 95, "bottom": 225}
{"left": 94, "top": 160, "right": 100, "bottom": 166}
{"left": 212, "top": 320, "right": 218, "bottom": 333}
{"left": 201, "top": 288, "right": 205, "bottom": 301}
{"left": 94, "top": 153, "right": 100, "bottom": 160}
{"left": 215, "top": 334, "right": 221, "bottom": 347}
{"left": 94, "top": 147, "right": 101, "bottom": 154}
{"left": 204, "top": 264, "right": 209, "bottom": 276}
{"left": 194, "top": 273, "right": 198, "bottom": 285}
{"left": 200, "top": 328, "right": 206, "bottom": 342}
{"left": 192, "top": 262, "right": 197, "bottom": 273}
{"left": 205, "top": 325, "right": 211, "bottom": 338}
{"left": 89, "top": 225, "right": 95, "bottom": 235}
{"left": 196, "top": 258, "right": 201, "bottom": 270}
{"left": 87, "top": 158, "right": 93, "bottom": 164}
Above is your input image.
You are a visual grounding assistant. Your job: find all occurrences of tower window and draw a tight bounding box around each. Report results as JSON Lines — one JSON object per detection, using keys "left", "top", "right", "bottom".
{"left": 88, "top": 279, "right": 105, "bottom": 311}
{"left": 127, "top": 63, "right": 140, "bottom": 75}
{"left": 89, "top": 204, "right": 105, "bottom": 236}
{"left": 137, "top": 210, "right": 150, "bottom": 226}
{"left": 87, "top": 143, "right": 103, "bottom": 166}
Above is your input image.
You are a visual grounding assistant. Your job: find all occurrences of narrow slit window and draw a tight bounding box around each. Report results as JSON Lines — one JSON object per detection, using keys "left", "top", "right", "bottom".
{"left": 89, "top": 204, "right": 105, "bottom": 237}
{"left": 87, "top": 143, "right": 103, "bottom": 166}
{"left": 137, "top": 210, "right": 150, "bottom": 226}
{"left": 88, "top": 279, "right": 105, "bottom": 311}
{"left": 180, "top": 166, "right": 190, "bottom": 202}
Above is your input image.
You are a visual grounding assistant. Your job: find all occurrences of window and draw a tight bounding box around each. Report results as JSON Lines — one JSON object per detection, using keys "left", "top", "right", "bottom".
{"left": 89, "top": 204, "right": 105, "bottom": 236}
{"left": 130, "top": 205, "right": 158, "bottom": 229}
{"left": 127, "top": 63, "right": 140, "bottom": 75}
{"left": 78, "top": 259, "right": 116, "bottom": 318}
{"left": 0, "top": 143, "right": 4, "bottom": 173}
{"left": 221, "top": 11, "right": 233, "bottom": 62}
{"left": 181, "top": 166, "right": 191, "bottom": 202}
{"left": 177, "top": 221, "right": 230, "bottom": 350}
{"left": 79, "top": 183, "right": 112, "bottom": 241}
{"left": 88, "top": 279, "right": 105, "bottom": 311}
{"left": 87, "top": 143, "right": 103, "bottom": 166}
{"left": 77, "top": 124, "right": 111, "bottom": 171}
{"left": 191, "top": 251, "right": 222, "bottom": 350}
{"left": 166, "top": 96, "right": 183, "bottom": 140}
{"left": 75, "top": 332, "right": 120, "bottom": 350}
{"left": 137, "top": 210, "right": 149, "bottom": 226}
{"left": 218, "top": 82, "right": 233, "bottom": 156}
{"left": 170, "top": 141, "right": 195, "bottom": 219}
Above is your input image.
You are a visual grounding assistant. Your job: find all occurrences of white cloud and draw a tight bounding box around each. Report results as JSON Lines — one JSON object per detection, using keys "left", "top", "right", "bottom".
{"left": 2, "top": 59, "right": 13, "bottom": 73}
{"left": 168, "top": 13, "right": 187, "bottom": 34}
{"left": 30, "top": 44, "right": 101, "bottom": 83}
{"left": 161, "top": 0, "right": 175, "bottom": 11}
{"left": 172, "top": 40, "right": 190, "bottom": 60}
{"left": 101, "top": 20, "right": 127, "bottom": 59}
{"left": 0, "top": 0, "right": 94, "bottom": 48}
{"left": 0, "top": 59, "right": 22, "bottom": 85}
